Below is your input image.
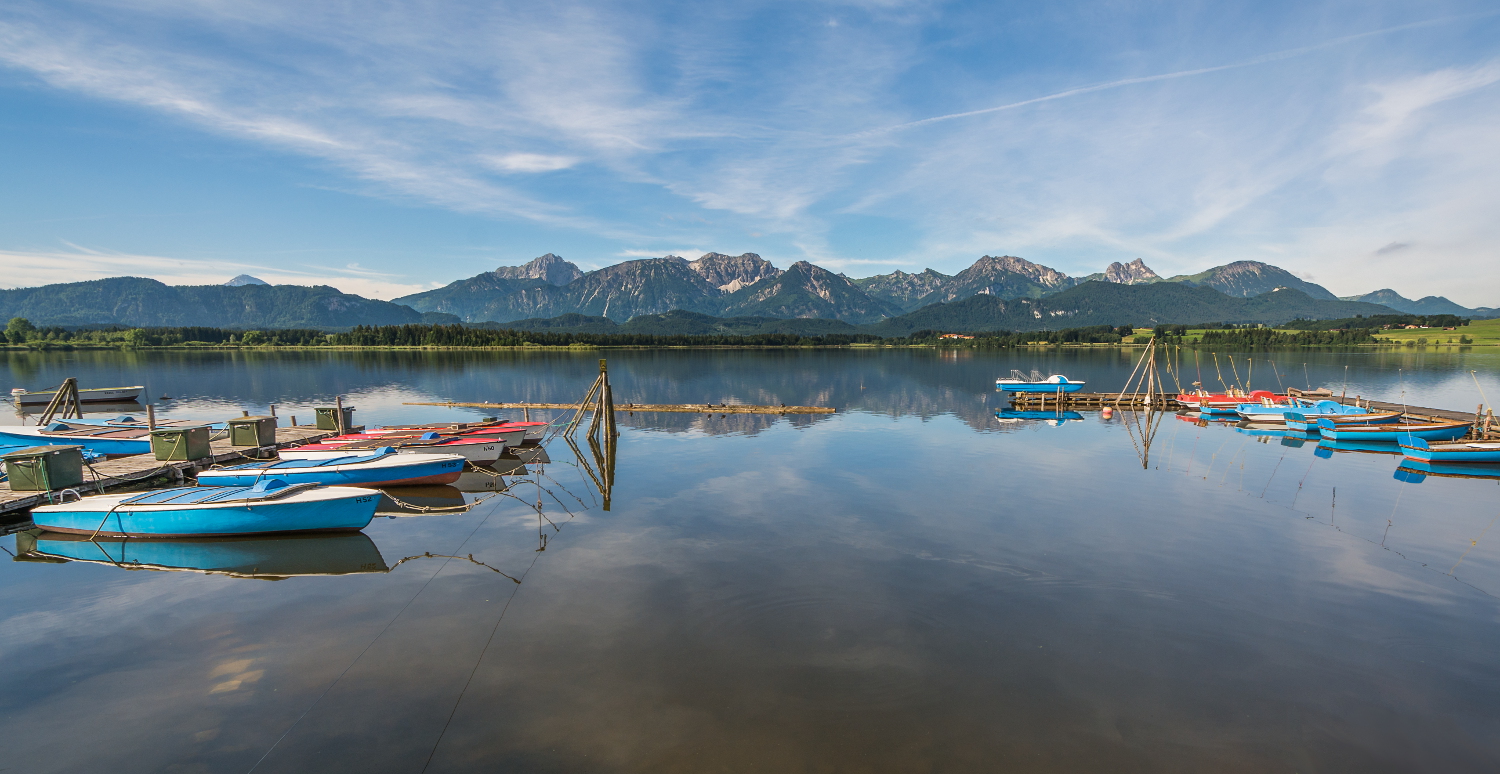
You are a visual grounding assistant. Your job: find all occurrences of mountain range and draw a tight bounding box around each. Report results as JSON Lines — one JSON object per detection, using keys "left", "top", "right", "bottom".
{"left": 394, "top": 253, "right": 1385, "bottom": 325}
{"left": 3, "top": 252, "right": 1493, "bottom": 333}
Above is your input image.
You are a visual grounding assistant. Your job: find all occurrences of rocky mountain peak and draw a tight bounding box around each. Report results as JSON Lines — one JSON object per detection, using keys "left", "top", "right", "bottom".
{"left": 1103, "top": 259, "right": 1160, "bottom": 284}
{"left": 970, "top": 255, "right": 1072, "bottom": 288}
{"left": 224, "top": 274, "right": 269, "bottom": 286}
{"left": 689, "top": 252, "right": 782, "bottom": 294}
{"left": 493, "top": 253, "right": 584, "bottom": 286}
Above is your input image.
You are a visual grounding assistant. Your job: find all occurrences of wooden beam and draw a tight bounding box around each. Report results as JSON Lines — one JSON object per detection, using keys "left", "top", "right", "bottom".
{"left": 402, "top": 401, "right": 835, "bottom": 414}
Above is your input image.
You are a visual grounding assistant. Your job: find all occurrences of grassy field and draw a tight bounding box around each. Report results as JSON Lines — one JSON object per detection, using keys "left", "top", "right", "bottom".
{"left": 1374, "top": 317, "right": 1500, "bottom": 346}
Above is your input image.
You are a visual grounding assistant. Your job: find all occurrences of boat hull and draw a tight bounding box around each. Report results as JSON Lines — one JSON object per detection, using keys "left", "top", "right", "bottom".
{"left": 0, "top": 427, "right": 151, "bottom": 455}
{"left": 280, "top": 439, "right": 502, "bottom": 464}
{"left": 1284, "top": 411, "right": 1402, "bottom": 432}
{"left": 995, "top": 382, "right": 1085, "bottom": 394}
{"left": 1317, "top": 421, "right": 1471, "bottom": 443}
{"left": 29, "top": 489, "right": 380, "bottom": 537}
{"left": 13, "top": 386, "right": 144, "bottom": 405}
{"left": 196, "top": 453, "right": 465, "bottom": 488}
{"left": 1399, "top": 439, "right": 1500, "bottom": 463}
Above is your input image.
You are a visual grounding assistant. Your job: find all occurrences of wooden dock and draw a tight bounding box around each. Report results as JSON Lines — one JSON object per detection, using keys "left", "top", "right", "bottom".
{"left": 0, "top": 425, "right": 337, "bottom": 524}
{"left": 1007, "top": 392, "right": 1494, "bottom": 439}
{"left": 403, "top": 401, "right": 836, "bottom": 415}
{"left": 1007, "top": 392, "right": 1180, "bottom": 410}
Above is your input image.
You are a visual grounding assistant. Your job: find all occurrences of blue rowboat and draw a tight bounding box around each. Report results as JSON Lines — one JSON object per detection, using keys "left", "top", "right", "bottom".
{"left": 994, "top": 371, "right": 1085, "bottom": 393}
{"left": 0, "top": 422, "right": 155, "bottom": 456}
{"left": 1398, "top": 437, "right": 1500, "bottom": 463}
{"left": 196, "top": 449, "right": 465, "bottom": 488}
{"left": 1316, "top": 418, "right": 1471, "bottom": 443}
{"left": 1284, "top": 408, "right": 1402, "bottom": 432}
{"left": 16, "top": 530, "right": 388, "bottom": 578}
{"left": 27, "top": 480, "right": 380, "bottom": 537}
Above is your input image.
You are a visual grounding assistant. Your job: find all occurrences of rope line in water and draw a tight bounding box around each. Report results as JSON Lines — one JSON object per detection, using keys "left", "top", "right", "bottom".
{"left": 244, "top": 502, "right": 504, "bottom": 774}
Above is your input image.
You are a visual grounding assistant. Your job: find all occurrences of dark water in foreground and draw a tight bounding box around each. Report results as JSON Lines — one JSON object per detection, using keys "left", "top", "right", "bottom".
{"left": 2, "top": 348, "right": 1500, "bottom": 772}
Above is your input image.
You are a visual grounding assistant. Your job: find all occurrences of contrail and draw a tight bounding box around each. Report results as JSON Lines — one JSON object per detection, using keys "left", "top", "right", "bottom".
{"left": 855, "top": 12, "right": 1498, "bottom": 137}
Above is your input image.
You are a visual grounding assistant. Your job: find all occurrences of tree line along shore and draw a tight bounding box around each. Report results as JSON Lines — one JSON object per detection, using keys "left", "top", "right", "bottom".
{"left": 1, "top": 314, "right": 1491, "bottom": 352}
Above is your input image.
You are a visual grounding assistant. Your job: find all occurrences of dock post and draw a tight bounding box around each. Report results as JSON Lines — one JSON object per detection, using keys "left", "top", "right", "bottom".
{"left": 601, "top": 359, "right": 618, "bottom": 438}
{"left": 147, "top": 403, "right": 157, "bottom": 430}
{"left": 335, "top": 394, "right": 346, "bottom": 435}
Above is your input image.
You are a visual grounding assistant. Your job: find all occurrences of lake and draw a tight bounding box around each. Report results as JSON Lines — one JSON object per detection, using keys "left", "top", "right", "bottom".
{"left": 3, "top": 347, "right": 1499, "bottom": 772}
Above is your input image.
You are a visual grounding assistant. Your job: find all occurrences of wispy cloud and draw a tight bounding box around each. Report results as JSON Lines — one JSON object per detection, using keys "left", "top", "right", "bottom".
{"left": 1, "top": 1, "right": 1498, "bottom": 302}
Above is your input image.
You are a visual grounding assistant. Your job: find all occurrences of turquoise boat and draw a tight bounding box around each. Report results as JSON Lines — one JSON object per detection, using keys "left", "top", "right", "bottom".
{"left": 994, "top": 371, "right": 1085, "bottom": 393}
{"left": 15, "top": 530, "right": 388, "bottom": 578}
{"left": 196, "top": 449, "right": 464, "bottom": 488}
{"left": 0, "top": 422, "right": 155, "bottom": 456}
{"left": 28, "top": 480, "right": 380, "bottom": 537}
{"left": 1316, "top": 418, "right": 1471, "bottom": 443}
{"left": 1398, "top": 437, "right": 1500, "bottom": 463}
{"left": 1284, "top": 405, "right": 1401, "bottom": 432}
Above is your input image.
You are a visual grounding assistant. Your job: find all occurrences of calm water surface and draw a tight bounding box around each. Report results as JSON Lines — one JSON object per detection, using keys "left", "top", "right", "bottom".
{"left": 2, "top": 348, "right": 1500, "bottom": 772}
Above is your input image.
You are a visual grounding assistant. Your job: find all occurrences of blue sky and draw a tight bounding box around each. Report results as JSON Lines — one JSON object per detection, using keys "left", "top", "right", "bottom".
{"left": 2, "top": 1, "right": 1498, "bottom": 304}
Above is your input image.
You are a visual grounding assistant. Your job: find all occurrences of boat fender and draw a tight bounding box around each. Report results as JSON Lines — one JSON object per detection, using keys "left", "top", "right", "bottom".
{"left": 46, "top": 422, "right": 71, "bottom": 431}
{"left": 248, "top": 478, "right": 292, "bottom": 493}
{"left": 420, "top": 432, "right": 442, "bottom": 440}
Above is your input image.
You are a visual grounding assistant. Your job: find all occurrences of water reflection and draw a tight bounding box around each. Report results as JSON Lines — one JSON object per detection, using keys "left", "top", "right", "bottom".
{"left": 15, "top": 530, "right": 388, "bottom": 579}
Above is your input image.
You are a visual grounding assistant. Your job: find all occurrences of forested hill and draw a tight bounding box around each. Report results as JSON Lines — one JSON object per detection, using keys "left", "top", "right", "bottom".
{"left": 862, "top": 282, "right": 1395, "bottom": 336}
{"left": 0, "top": 277, "right": 459, "bottom": 329}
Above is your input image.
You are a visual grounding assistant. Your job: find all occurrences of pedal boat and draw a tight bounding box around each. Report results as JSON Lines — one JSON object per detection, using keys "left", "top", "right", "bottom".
{"left": 994, "top": 371, "right": 1085, "bottom": 393}
{"left": 27, "top": 480, "right": 379, "bottom": 537}
{"left": 196, "top": 449, "right": 465, "bottom": 488}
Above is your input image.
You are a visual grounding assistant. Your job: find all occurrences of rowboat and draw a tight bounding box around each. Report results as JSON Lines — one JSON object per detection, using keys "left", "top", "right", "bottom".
{"left": 196, "top": 449, "right": 465, "bottom": 488}
{"left": 9, "top": 385, "right": 144, "bottom": 405}
{"left": 1237, "top": 398, "right": 1381, "bottom": 423}
{"left": 280, "top": 433, "right": 504, "bottom": 464}
{"left": 1284, "top": 408, "right": 1402, "bottom": 432}
{"left": 994, "top": 370, "right": 1085, "bottom": 393}
{"left": 0, "top": 422, "right": 157, "bottom": 456}
{"left": 370, "top": 420, "right": 549, "bottom": 443}
{"left": 1177, "top": 389, "right": 1284, "bottom": 409}
{"left": 336, "top": 426, "right": 527, "bottom": 447}
{"left": 16, "top": 530, "right": 388, "bottom": 578}
{"left": 28, "top": 480, "right": 380, "bottom": 537}
{"left": 1398, "top": 437, "right": 1500, "bottom": 463}
{"left": 1316, "top": 418, "right": 1472, "bottom": 443}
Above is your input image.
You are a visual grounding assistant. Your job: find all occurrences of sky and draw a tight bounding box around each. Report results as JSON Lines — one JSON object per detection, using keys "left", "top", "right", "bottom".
{"left": 1, "top": 0, "right": 1498, "bottom": 305}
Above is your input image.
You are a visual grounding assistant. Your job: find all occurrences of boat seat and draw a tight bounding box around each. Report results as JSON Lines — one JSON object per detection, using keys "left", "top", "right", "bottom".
{"left": 121, "top": 479, "right": 320, "bottom": 505}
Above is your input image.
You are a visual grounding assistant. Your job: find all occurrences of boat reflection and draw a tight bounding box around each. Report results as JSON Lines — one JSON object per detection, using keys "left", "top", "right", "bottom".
{"left": 1315, "top": 440, "right": 1402, "bottom": 458}
{"left": 994, "top": 409, "right": 1084, "bottom": 427}
{"left": 1235, "top": 424, "right": 1318, "bottom": 448}
{"left": 1395, "top": 461, "right": 1500, "bottom": 483}
{"left": 375, "top": 485, "right": 470, "bottom": 515}
{"left": 14, "top": 530, "right": 388, "bottom": 579}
